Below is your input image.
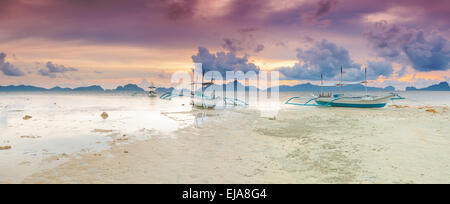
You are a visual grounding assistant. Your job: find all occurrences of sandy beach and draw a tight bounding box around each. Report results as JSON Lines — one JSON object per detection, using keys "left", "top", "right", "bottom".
{"left": 1, "top": 92, "right": 449, "bottom": 184}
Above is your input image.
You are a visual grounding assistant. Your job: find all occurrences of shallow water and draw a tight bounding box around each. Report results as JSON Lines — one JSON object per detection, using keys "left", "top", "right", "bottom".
{"left": 1, "top": 91, "right": 450, "bottom": 183}
{"left": 0, "top": 92, "right": 193, "bottom": 182}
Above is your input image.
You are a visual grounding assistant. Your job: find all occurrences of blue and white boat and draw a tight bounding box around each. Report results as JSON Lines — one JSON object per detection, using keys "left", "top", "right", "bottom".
{"left": 312, "top": 93, "right": 398, "bottom": 108}
{"left": 286, "top": 66, "right": 404, "bottom": 108}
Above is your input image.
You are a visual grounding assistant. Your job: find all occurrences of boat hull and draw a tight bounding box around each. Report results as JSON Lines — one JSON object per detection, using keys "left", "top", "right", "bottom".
{"left": 315, "top": 100, "right": 387, "bottom": 108}
{"left": 192, "top": 97, "right": 217, "bottom": 108}
{"left": 315, "top": 94, "right": 393, "bottom": 108}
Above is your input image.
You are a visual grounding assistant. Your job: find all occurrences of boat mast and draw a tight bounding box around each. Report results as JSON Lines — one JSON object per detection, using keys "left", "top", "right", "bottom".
{"left": 364, "top": 67, "right": 368, "bottom": 96}
{"left": 340, "top": 65, "right": 343, "bottom": 94}
{"left": 321, "top": 73, "right": 324, "bottom": 95}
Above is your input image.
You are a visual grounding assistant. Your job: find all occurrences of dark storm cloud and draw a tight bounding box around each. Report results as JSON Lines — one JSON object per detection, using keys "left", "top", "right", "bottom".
{"left": 277, "top": 40, "right": 361, "bottom": 80}
{"left": 191, "top": 46, "right": 260, "bottom": 75}
{"left": 0, "top": 53, "right": 25, "bottom": 77}
{"left": 364, "top": 21, "right": 450, "bottom": 71}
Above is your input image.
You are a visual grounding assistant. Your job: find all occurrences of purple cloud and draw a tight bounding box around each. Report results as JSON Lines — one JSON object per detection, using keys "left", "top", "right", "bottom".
{"left": 166, "top": 0, "right": 198, "bottom": 20}
{"left": 0, "top": 52, "right": 25, "bottom": 77}
{"left": 254, "top": 44, "right": 265, "bottom": 53}
{"left": 278, "top": 39, "right": 361, "bottom": 80}
{"left": 38, "top": 69, "right": 56, "bottom": 78}
{"left": 46, "top": 61, "right": 78, "bottom": 73}
{"left": 191, "top": 46, "right": 260, "bottom": 75}
{"left": 364, "top": 21, "right": 449, "bottom": 71}
{"left": 38, "top": 61, "right": 78, "bottom": 78}
{"left": 222, "top": 38, "right": 242, "bottom": 54}
{"left": 0, "top": 0, "right": 448, "bottom": 50}
{"left": 301, "top": 0, "right": 337, "bottom": 26}
{"left": 222, "top": 35, "right": 264, "bottom": 54}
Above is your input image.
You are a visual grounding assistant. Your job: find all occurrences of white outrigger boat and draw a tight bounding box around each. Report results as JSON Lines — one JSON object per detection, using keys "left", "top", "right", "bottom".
{"left": 148, "top": 83, "right": 158, "bottom": 97}
{"left": 191, "top": 81, "right": 220, "bottom": 109}
{"left": 286, "top": 66, "right": 405, "bottom": 108}
{"left": 160, "top": 80, "right": 247, "bottom": 109}
{"left": 159, "top": 63, "right": 248, "bottom": 108}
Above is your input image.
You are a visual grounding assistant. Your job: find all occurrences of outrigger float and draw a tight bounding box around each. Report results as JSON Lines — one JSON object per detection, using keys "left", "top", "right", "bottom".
{"left": 285, "top": 66, "right": 405, "bottom": 108}
{"left": 160, "top": 91, "right": 185, "bottom": 100}
{"left": 160, "top": 81, "right": 248, "bottom": 109}
{"left": 191, "top": 81, "right": 248, "bottom": 109}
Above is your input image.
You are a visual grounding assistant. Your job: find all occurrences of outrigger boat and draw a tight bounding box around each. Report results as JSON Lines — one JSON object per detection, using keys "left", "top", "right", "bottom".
{"left": 160, "top": 64, "right": 248, "bottom": 108}
{"left": 148, "top": 83, "right": 158, "bottom": 97}
{"left": 285, "top": 66, "right": 405, "bottom": 108}
{"left": 191, "top": 81, "right": 221, "bottom": 109}
{"left": 160, "top": 80, "right": 247, "bottom": 108}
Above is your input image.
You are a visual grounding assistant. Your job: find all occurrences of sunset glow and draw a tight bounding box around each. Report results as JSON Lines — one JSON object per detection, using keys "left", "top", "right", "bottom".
{"left": 0, "top": 0, "right": 448, "bottom": 90}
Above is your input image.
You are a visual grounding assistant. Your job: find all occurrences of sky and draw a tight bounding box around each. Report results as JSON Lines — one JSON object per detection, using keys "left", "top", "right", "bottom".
{"left": 0, "top": 0, "right": 449, "bottom": 90}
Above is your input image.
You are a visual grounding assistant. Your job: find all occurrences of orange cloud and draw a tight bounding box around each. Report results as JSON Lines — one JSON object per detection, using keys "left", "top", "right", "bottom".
{"left": 398, "top": 71, "right": 450, "bottom": 83}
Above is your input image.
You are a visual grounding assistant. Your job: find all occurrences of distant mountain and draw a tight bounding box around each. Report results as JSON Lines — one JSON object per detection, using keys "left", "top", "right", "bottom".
{"left": 269, "top": 83, "right": 395, "bottom": 92}
{"left": 405, "top": 87, "right": 417, "bottom": 91}
{"left": 73, "top": 85, "right": 104, "bottom": 92}
{"left": 0, "top": 85, "right": 47, "bottom": 92}
{"left": 0, "top": 82, "right": 397, "bottom": 93}
{"left": 406, "top": 82, "right": 450, "bottom": 91}
{"left": 49, "top": 86, "right": 72, "bottom": 91}
{"left": 114, "top": 84, "right": 144, "bottom": 91}
{"left": 384, "top": 86, "right": 396, "bottom": 92}
{"left": 0, "top": 85, "right": 105, "bottom": 92}
{"left": 156, "top": 87, "right": 174, "bottom": 93}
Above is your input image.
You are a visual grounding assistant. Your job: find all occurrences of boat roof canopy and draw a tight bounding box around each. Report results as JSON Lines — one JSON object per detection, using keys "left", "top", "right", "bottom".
{"left": 191, "top": 82, "right": 214, "bottom": 85}
{"left": 319, "top": 81, "right": 364, "bottom": 87}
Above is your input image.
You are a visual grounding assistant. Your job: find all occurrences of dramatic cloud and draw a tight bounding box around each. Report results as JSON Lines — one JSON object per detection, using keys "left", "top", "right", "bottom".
{"left": 404, "top": 33, "right": 449, "bottom": 71}
{"left": 278, "top": 40, "right": 361, "bottom": 80}
{"left": 0, "top": 0, "right": 448, "bottom": 49}
{"left": 191, "top": 46, "right": 260, "bottom": 75}
{"left": 0, "top": 52, "right": 25, "bottom": 76}
{"left": 364, "top": 21, "right": 450, "bottom": 72}
{"left": 38, "top": 61, "right": 78, "bottom": 78}
{"left": 0, "top": 0, "right": 449, "bottom": 89}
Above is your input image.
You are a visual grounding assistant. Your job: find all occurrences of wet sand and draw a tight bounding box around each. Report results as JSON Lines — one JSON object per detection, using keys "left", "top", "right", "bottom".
{"left": 18, "top": 100, "right": 450, "bottom": 184}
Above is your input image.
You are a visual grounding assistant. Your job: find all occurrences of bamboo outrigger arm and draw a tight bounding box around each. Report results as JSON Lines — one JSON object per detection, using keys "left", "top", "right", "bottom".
{"left": 285, "top": 96, "right": 343, "bottom": 107}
